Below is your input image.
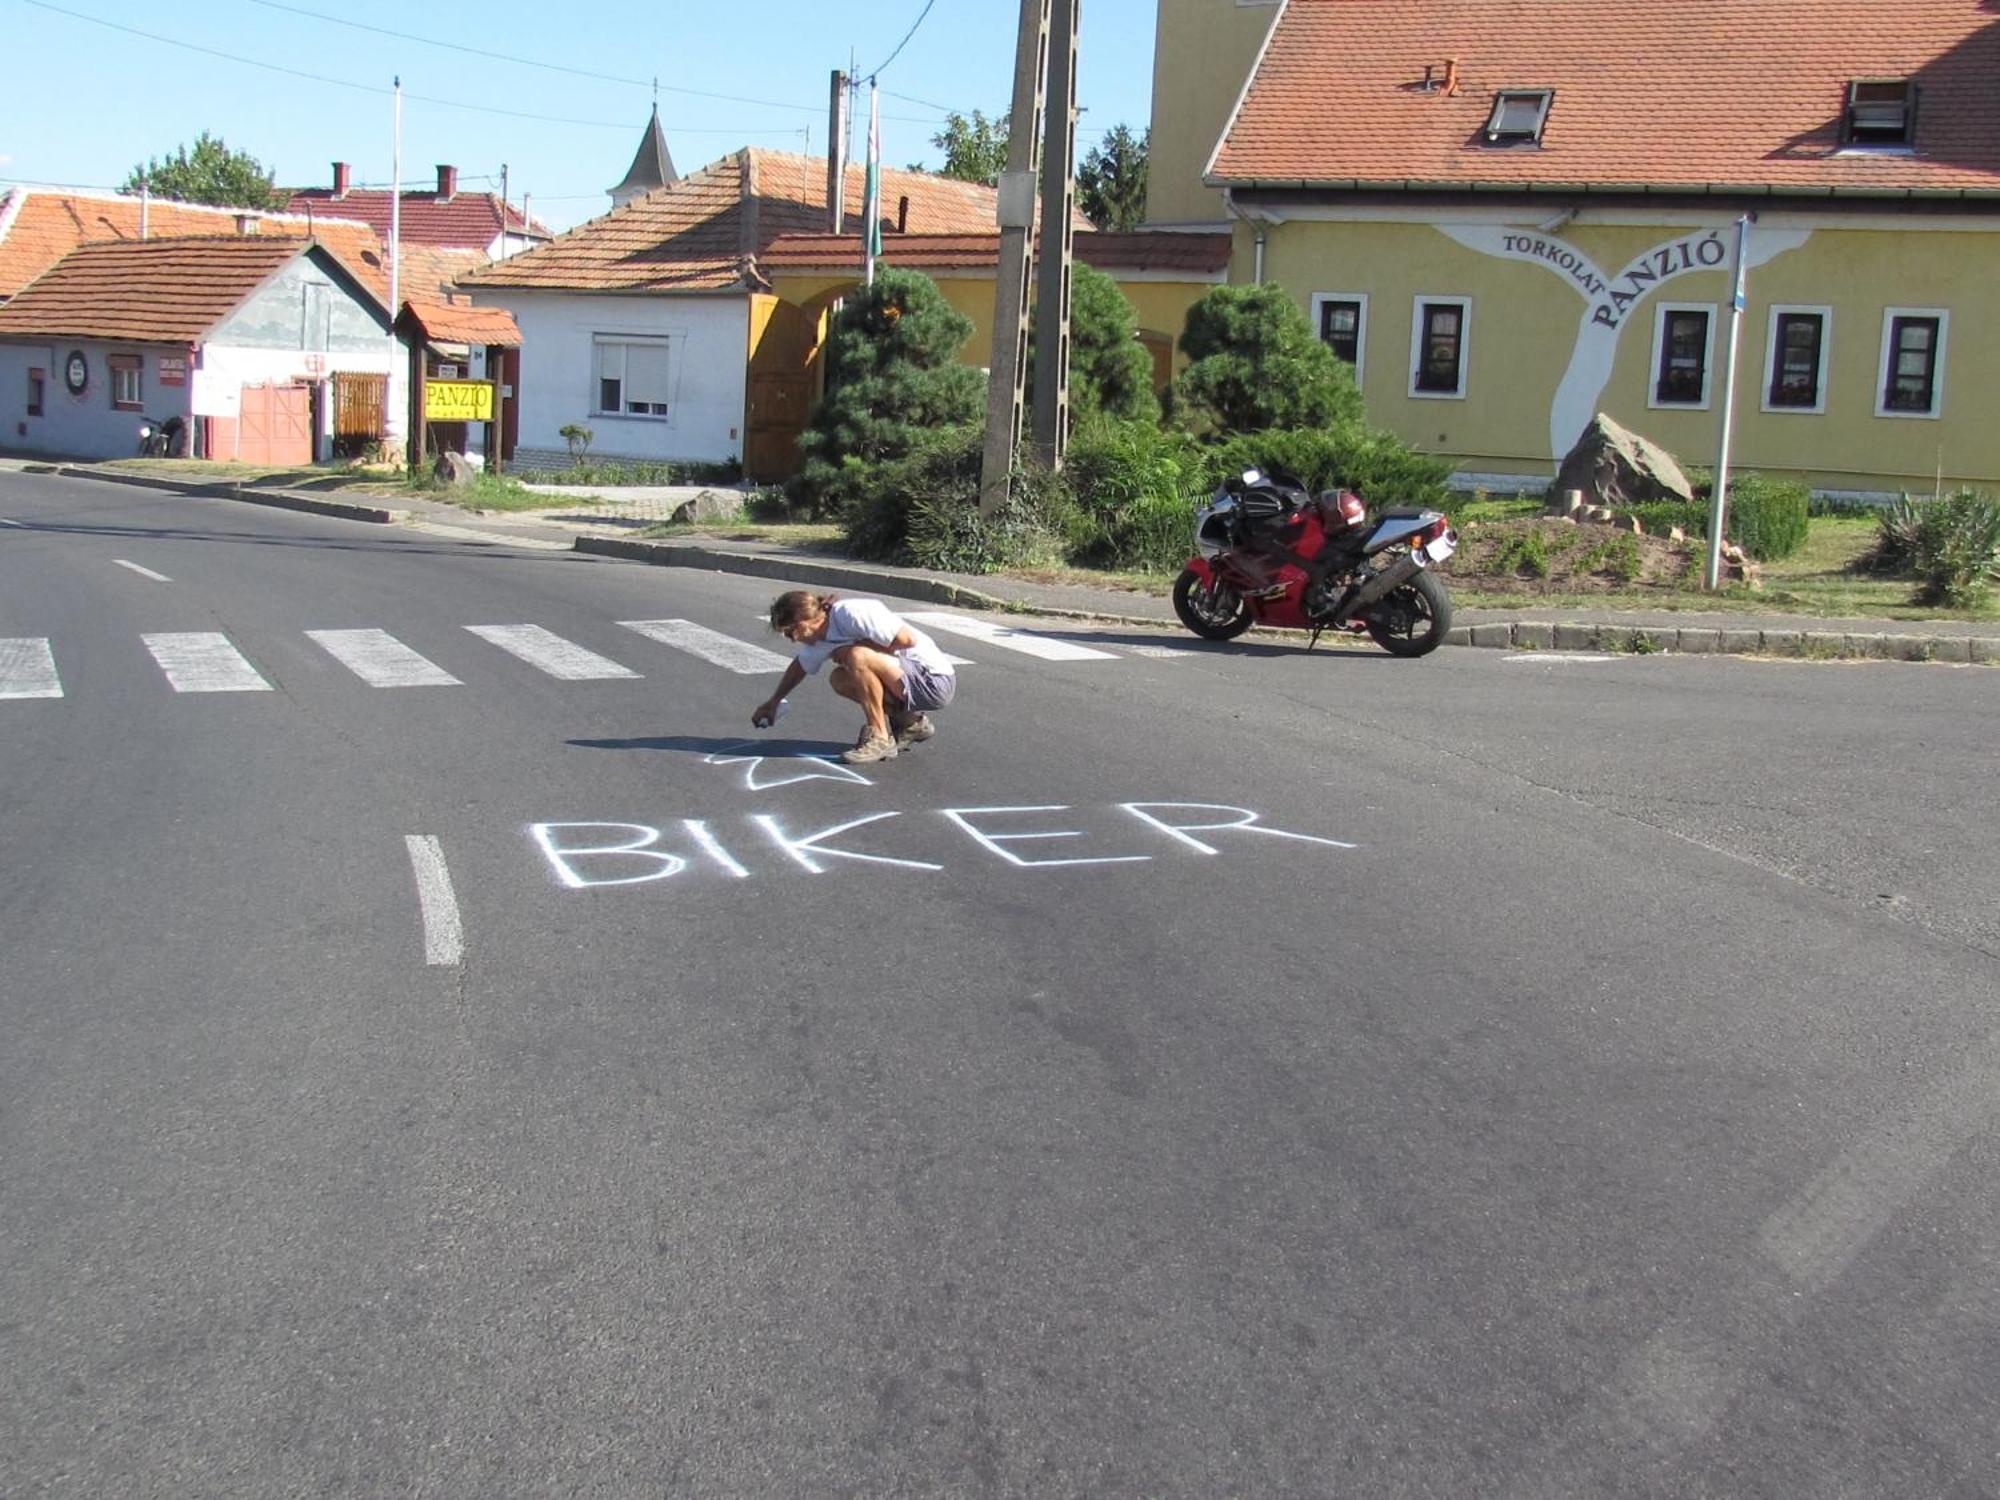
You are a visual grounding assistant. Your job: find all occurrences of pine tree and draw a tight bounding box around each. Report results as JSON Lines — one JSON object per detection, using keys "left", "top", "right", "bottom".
{"left": 1077, "top": 125, "right": 1149, "bottom": 232}
{"left": 1065, "top": 263, "right": 1159, "bottom": 426}
{"left": 1171, "top": 284, "right": 1362, "bottom": 436}
{"left": 793, "top": 268, "right": 985, "bottom": 512}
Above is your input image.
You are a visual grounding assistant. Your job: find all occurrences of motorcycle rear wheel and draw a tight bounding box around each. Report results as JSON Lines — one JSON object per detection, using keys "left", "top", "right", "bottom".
{"left": 1364, "top": 568, "right": 1452, "bottom": 657}
{"left": 1172, "top": 568, "right": 1254, "bottom": 640}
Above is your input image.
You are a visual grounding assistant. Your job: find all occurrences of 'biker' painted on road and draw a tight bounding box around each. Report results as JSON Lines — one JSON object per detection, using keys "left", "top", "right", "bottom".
{"left": 528, "top": 803, "right": 1359, "bottom": 889}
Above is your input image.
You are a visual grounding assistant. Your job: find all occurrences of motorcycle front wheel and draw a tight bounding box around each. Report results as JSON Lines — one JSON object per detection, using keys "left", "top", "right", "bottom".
{"left": 1172, "top": 568, "right": 1254, "bottom": 640}
{"left": 1364, "top": 568, "right": 1452, "bottom": 657}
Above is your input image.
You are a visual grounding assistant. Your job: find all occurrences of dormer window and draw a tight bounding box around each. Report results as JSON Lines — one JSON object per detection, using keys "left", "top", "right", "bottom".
{"left": 1843, "top": 79, "right": 1916, "bottom": 148}
{"left": 1483, "top": 90, "right": 1552, "bottom": 146}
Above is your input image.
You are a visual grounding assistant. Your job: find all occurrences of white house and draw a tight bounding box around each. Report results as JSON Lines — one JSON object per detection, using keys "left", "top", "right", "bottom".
{"left": 0, "top": 236, "right": 406, "bottom": 463}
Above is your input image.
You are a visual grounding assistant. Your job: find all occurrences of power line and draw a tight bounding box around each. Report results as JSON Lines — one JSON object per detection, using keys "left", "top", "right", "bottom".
{"left": 19, "top": 1, "right": 769, "bottom": 132}
{"left": 245, "top": 0, "right": 821, "bottom": 115}
{"left": 864, "top": 0, "right": 941, "bottom": 80}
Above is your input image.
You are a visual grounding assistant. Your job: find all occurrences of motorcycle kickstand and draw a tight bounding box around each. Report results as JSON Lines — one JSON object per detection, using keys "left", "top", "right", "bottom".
{"left": 1306, "top": 625, "right": 1325, "bottom": 651}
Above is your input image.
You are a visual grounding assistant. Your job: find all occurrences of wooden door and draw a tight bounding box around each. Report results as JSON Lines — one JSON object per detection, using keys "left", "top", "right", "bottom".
{"left": 744, "top": 299, "right": 818, "bottom": 483}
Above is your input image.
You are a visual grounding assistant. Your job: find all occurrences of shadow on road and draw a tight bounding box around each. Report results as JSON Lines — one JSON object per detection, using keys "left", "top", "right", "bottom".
{"left": 567, "top": 734, "right": 854, "bottom": 758}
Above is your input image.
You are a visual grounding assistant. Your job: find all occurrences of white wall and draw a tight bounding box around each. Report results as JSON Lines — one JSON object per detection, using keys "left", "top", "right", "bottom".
{"left": 0, "top": 339, "right": 189, "bottom": 460}
{"left": 469, "top": 289, "right": 749, "bottom": 465}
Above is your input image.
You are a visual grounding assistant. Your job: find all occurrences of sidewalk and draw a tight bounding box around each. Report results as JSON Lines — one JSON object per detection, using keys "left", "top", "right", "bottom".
{"left": 10, "top": 456, "right": 1999, "bottom": 663}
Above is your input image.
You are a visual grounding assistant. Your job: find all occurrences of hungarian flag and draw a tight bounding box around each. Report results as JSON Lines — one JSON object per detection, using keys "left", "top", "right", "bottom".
{"left": 863, "top": 82, "right": 883, "bottom": 281}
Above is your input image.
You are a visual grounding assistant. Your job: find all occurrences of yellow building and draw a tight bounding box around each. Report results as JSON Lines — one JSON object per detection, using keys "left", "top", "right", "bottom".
{"left": 1157, "top": 0, "right": 2000, "bottom": 496}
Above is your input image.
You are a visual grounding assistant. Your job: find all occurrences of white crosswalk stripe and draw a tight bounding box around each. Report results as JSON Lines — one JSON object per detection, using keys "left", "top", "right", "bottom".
{"left": 142, "top": 632, "right": 272, "bottom": 693}
{"left": 308, "top": 629, "right": 462, "bottom": 686}
{"left": 0, "top": 637, "right": 62, "bottom": 698}
{"left": 464, "top": 624, "right": 640, "bottom": 680}
{"left": 745, "top": 611, "right": 975, "bottom": 666}
{"left": 903, "top": 611, "right": 1120, "bottom": 662}
{"left": 621, "top": 618, "right": 791, "bottom": 674}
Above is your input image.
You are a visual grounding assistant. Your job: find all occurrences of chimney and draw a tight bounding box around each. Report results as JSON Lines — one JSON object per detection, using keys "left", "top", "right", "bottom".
{"left": 437, "top": 164, "right": 457, "bottom": 201}
{"left": 236, "top": 213, "right": 259, "bottom": 236}
{"left": 331, "top": 161, "right": 351, "bottom": 198}
{"left": 897, "top": 195, "right": 909, "bottom": 234}
{"left": 1442, "top": 58, "right": 1461, "bottom": 96}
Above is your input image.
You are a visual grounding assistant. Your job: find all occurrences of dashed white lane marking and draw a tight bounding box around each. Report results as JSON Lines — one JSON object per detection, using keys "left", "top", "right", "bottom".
{"left": 1117, "top": 640, "right": 1196, "bottom": 659}
{"left": 0, "top": 638, "right": 62, "bottom": 698}
{"left": 404, "top": 834, "right": 465, "bottom": 966}
{"left": 308, "top": 628, "right": 463, "bottom": 687}
{"left": 903, "top": 611, "right": 1119, "bottom": 662}
{"left": 113, "top": 559, "right": 172, "bottom": 582}
{"left": 621, "top": 618, "right": 791, "bottom": 675}
{"left": 0, "top": 517, "right": 26, "bottom": 527}
{"left": 1503, "top": 653, "right": 1615, "bottom": 664}
{"left": 464, "top": 623, "right": 640, "bottom": 680}
{"left": 141, "top": 632, "right": 272, "bottom": 692}
{"left": 745, "top": 611, "right": 974, "bottom": 666}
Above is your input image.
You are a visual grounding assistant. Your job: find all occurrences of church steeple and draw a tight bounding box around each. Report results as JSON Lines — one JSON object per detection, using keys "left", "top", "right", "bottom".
{"left": 609, "top": 103, "right": 680, "bottom": 209}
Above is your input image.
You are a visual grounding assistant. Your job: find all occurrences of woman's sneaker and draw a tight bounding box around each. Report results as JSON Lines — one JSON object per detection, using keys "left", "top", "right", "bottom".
{"left": 891, "top": 710, "right": 936, "bottom": 747}
{"left": 842, "top": 728, "right": 899, "bottom": 764}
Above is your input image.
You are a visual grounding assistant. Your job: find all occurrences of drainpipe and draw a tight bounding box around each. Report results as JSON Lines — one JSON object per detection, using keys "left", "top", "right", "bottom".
{"left": 1225, "top": 189, "right": 1276, "bottom": 285}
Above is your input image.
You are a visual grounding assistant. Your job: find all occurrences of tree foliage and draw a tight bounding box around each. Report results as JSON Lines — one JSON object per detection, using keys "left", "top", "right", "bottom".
{"left": 792, "top": 268, "right": 986, "bottom": 515}
{"left": 1065, "top": 262, "right": 1159, "bottom": 426}
{"left": 1170, "top": 283, "right": 1363, "bottom": 436}
{"left": 122, "top": 132, "right": 282, "bottom": 210}
{"left": 1077, "top": 124, "right": 1149, "bottom": 232}
{"left": 923, "top": 111, "right": 1011, "bottom": 186}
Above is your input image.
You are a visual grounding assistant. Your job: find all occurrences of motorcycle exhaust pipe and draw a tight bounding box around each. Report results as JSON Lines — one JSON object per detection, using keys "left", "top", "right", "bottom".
{"left": 1325, "top": 553, "right": 1423, "bottom": 622}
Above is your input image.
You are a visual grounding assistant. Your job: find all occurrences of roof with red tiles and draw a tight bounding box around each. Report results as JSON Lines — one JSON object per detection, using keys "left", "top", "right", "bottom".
{"left": 401, "top": 298, "right": 523, "bottom": 347}
{"left": 0, "top": 237, "right": 384, "bottom": 343}
{"left": 461, "top": 149, "right": 1086, "bottom": 294}
{"left": 759, "top": 230, "right": 1233, "bottom": 277}
{"left": 283, "top": 181, "right": 547, "bottom": 249}
{"left": 1209, "top": 0, "right": 2000, "bottom": 196}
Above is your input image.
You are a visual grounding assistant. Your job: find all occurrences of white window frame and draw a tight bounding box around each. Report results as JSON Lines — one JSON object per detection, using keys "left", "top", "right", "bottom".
{"left": 1310, "top": 291, "right": 1368, "bottom": 390}
{"left": 591, "top": 333, "right": 674, "bottom": 421}
{"left": 1647, "top": 301, "right": 1716, "bottom": 411}
{"left": 1874, "top": 307, "right": 1947, "bottom": 420}
{"left": 1761, "top": 305, "right": 1832, "bottom": 415}
{"left": 109, "top": 354, "right": 144, "bottom": 413}
{"left": 1408, "top": 295, "right": 1471, "bottom": 401}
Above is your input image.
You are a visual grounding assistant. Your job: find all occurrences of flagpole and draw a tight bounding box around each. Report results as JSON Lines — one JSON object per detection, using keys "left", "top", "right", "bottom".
{"left": 390, "top": 75, "right": 405, "bottom": 467}
{"left": 863, "top": 81, "right": 881, "bottom": 286}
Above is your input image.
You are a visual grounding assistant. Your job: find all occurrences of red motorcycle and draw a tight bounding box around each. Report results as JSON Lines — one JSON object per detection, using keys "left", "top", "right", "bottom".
{"left": 1172, "top": 470, "right": 1457, "bottom": 657}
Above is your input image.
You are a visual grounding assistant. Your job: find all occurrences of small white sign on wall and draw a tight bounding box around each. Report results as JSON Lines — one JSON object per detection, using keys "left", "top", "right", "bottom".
{"left": 190, "top": 370, "right": 241, "bottom": 418}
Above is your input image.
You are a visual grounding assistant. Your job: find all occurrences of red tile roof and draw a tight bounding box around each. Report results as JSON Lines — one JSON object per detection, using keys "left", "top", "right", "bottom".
{"left": 402, "top": 298, "right": 522, "bottom": 347}
{"left": 759, "top": 230, "right": 1232, "bottom": 277}
{"left": 0, "top": 237, "right": 376, "bottom": 343}
{"left": 1210, "top": 0, "right": 2000, "bottom": 196}
{"left": 462, "top": 149, "right": 1087, "bottom": 294}
{"left": 282, "top": 185, "right": 547, "bottom": 249}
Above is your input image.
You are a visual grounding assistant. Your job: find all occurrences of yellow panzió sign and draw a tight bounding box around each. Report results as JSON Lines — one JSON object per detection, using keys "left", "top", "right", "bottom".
{"left": 424, "top": 379, "right": 496, "bottom": 422}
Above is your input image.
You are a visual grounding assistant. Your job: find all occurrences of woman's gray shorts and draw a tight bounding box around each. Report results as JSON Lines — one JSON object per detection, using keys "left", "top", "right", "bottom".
{"left": 899, "top": 659, "right": 957, "bottom": 712}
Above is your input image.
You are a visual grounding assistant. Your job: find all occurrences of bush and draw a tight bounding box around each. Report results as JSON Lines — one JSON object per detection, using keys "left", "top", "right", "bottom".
{"left": 793, "top": 268, "right": 985, "bottom": 517}
{"left": 1723, "top": 473, "right": 1810, "bottom": 562}
{"left": 1064, "top": 263, "right": 1160, "bottom": 426}
{"left": 1169, "top": 284, "right": 1363, "bottom": 436}
{"left": 1864, "top": 491, "right": 2000, "bottom": 606}
{"left": 1624, "top": 500, "right": 1705, "bottom": 539}
{"left": 1201, "top": 428, "right": 1453, "bottom": 511}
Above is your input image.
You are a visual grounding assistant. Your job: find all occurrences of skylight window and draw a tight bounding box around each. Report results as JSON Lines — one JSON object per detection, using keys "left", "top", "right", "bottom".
{"left": 1843, "top": 79, "right": 1916, "bottom": 148}
{"left": 1483, "top": 90, "right": 1553, "bottom": 146}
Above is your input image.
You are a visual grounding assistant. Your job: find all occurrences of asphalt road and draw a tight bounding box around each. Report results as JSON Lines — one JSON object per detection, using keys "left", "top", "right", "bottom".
{"left": 4, "top": 469, "right": 1998, "bottom": 1498}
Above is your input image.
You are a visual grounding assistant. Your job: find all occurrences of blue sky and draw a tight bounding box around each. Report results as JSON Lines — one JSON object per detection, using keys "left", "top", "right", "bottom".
{"left": 2, "top": 0, "right": 1161, "bottom": 231}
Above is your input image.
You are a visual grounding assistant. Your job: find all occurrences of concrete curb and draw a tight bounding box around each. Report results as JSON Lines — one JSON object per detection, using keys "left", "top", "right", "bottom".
{"left": 574, "top": 536, "right": 1148, "bottom": 622}
{"left": 42, "top": 466, "right": 405, "bottom": 525}
{"left": 577, "top": 536, "right": 1995, "bottom": 664}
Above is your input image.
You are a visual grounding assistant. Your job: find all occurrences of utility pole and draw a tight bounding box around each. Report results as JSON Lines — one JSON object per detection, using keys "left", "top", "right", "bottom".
{"left": 1031, "top": 0, "right": 1079, "bottom": 470}
{"left": 1706, "top": 213, "right": 1753, "bottom": 590}
{"left": 979, "top": 0, "right": 1053, "bottom": 516}
{"left": 826, "top": 70, "right": 848, "bottom": 234}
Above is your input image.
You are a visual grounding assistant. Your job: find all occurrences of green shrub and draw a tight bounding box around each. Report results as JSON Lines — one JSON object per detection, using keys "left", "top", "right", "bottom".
{"left": 1858, "top": 496, "right": 1926, "bottom": 576}
{"left": 744, "top": 485, "right": 793, "bottom": 522}
{"left": 1064, "top": 263, "right": 1160, "bottom": 426}
{"left": 1579, "top": 533, "right": 1643, "bottom": 582}
{"left": 1492, "top": 529, "right": 1553, "bottom": 578}
{"left": 1169, "top": 284, "right": 1363, "bottom": 436}
{"left": 1625, "top": 500, "right": 1705, "bottom": 539}
{"left": 1909, "top": 491, "right": 2000, "bottom": 606}
{"left": 1058, "top": 420, "right": 1210, "bottom": 570}
{"left": 793, "top": 268, "right": 984, "bottom": 518}
{"left": 1723, "top": 473, "right": 1810, "bottom": 561}
{"left": 839, "top": 427, "right": 983, "bottom": 562}
{"left": 1201, "top": 428, "right": 1453, "bottom": 510}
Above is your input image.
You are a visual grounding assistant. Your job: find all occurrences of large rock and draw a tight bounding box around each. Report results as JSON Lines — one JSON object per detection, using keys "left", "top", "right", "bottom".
{"left": 433, "top": 450, "right": 478, "bottom": 487}
{"left": 1552, "top": 413, "right": 1695, "bottom": 511}
{"left": 669, "top": 488, "right": 746, "bottom": 525}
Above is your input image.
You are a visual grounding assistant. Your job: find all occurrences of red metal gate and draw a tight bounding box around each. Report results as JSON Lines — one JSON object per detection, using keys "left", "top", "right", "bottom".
{"left": 232, "top": 383, "right": 313, "bottom": 465}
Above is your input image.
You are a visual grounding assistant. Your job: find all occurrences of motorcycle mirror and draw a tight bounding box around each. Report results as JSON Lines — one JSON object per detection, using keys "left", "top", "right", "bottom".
{"left": 1241, "top": 469, "right": 1261, "bottom": 485}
